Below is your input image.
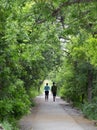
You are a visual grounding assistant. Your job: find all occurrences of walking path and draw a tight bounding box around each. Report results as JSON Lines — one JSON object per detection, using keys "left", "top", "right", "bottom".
{"left": 19, "top": 92, "right": 97, "bottom": 130}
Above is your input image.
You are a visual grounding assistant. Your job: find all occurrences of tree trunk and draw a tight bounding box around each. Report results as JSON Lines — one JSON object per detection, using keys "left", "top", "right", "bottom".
{"left": 87, "top": 68, "right": 93, "bottom": 103}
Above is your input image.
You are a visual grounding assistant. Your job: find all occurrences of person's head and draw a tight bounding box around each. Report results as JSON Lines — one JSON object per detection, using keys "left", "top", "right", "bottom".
{"left": 46, "top": 83, "right": 48, "bottom": 86}
{"left": 53, "top": 82, "right": 55, "bottom": 85}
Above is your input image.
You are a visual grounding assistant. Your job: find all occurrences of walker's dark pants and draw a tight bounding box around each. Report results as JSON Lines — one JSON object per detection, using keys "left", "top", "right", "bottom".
{"left": 52, "top": 92, "right": 56, "bottom": 102}
{"left": 45, "top": 91, "right": 49, "bottom": 101}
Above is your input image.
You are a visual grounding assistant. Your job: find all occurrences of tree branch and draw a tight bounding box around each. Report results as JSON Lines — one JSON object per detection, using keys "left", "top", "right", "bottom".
{"left": 52, "top": 0, "right": 93, "bottom": 16}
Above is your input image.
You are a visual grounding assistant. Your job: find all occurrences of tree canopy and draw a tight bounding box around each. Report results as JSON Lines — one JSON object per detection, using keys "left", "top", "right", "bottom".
{"left": 0, "top": 0, "right": 97, "bottom": 129}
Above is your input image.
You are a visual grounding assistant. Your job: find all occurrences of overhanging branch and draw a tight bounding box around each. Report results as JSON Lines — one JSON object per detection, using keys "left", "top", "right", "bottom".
{"left": 52, "top": 0, "right": 94, "bottom": 16}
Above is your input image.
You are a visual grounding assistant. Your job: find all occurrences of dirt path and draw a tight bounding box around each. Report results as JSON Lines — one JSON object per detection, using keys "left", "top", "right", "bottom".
{"left": 19, "top": 92, "right": 97, "bottom": 130}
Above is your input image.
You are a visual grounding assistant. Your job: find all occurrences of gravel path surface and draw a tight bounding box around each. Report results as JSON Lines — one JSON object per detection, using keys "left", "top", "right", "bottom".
{"left": 19, "top": 93, "right": 97, "bottom": 130}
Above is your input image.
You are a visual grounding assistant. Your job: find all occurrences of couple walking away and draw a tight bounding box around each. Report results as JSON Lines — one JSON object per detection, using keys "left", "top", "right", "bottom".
{"left": 44, "top": 82, "right": 57, "bottom": 102}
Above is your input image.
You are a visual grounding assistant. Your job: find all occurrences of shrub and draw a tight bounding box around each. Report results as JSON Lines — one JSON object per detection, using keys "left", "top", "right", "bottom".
{"left": 1, "top": 120, "right": 19, "bottom": 130}
{"left": 0, "top": 79, "right": 31, "bottom": 121}
{"left": 82, "top": 102, "right": 97, "bottom": 120}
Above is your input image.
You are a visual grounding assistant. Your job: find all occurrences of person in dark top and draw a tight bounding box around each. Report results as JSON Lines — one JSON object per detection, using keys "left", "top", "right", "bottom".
{"left": 44, "top": 83, "right": 50, "bottom": 101}
{"left": 51, "top": 82, "right": 57, "bottom": 102}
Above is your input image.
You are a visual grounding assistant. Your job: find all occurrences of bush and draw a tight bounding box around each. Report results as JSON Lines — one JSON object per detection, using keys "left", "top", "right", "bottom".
{"left": 82, "top": 102, "right": 97, "bottom": 120}
{"left": 1, "top": 121, "right": 12, "bottom": 130}
{"left": 1, "top": 120, "right": 19, "bottom": 130}
{"left": 0, "top": 79, "right": 31, "bottom": 122}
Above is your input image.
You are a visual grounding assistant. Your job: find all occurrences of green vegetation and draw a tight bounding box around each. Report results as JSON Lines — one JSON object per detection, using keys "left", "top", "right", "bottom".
{"left": 0, "top": 0, "right": 97, "bottom": 129}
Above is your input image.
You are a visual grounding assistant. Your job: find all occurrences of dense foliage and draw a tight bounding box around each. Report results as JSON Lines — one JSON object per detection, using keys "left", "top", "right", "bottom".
{"left": 0, "top": 0, "right": 61, "bottom": 129}
{"left": 0, "top": 0, "right": 97, "bottom": 129}
{"left": 48, "top": 0, "right": 97, "bottom": 120}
